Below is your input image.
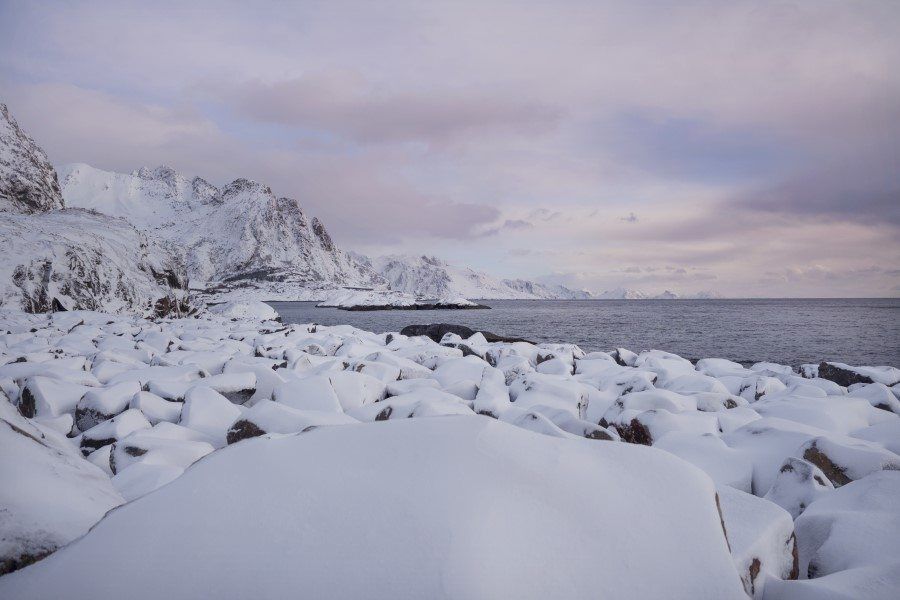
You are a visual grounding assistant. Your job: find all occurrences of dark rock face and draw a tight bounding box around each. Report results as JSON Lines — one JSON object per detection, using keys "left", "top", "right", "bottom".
{"left": 0, "top": 104, "right": 65, "bottom": 214}
{"left": 226, "top": 419, "right": 266, "bottom": 444}
{"left": 802, "top": 442, "right": 852, "bottom": 487}
{"left": 399, "top": 324, "right": 533, "bottom": 344}
{"left": 75, "top": 406, "right": 118, "bottom": 433}
{"left": 614, "top": 418, "right": 653, "bottom": 445}
{"left": 817, "top": 362, "right": 873, "bottom": 387}
{"left": 0, "top": 548, "right": 54, "bottom": 578}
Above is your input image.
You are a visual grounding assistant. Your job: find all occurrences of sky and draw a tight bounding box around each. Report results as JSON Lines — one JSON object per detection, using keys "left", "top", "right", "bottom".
{"left": 1, "top": 0, "right": 898, "bottom": 297}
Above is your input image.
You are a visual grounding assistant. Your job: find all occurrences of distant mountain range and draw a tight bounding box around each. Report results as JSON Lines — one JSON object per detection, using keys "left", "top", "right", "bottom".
{"left": 0, "top": 103, "right": 720, "bottom": 312}
{"left": 58, "top": 163, "right": 599, "bottom": 301}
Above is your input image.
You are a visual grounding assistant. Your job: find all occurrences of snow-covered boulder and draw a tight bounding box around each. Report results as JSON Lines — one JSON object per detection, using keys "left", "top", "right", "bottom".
{"left": 763, "top": 457, "right": 834, "bottom": 519}
{"left": 207, "top": 301, "right": 279, "bottom": 322}
{"left": 793, "top": 470, "right": 900, "bottom": 579}
{"left": 717, "top": 485, "right": 797, "bottom": 598}
{"left": 0, "top": 398, "right": 123, "bottom": 576}
{"left": 817, "top": 362, "right": 900, "bottom": 387}
{"left": 0, "top": 417, "right": 747, "bottom": 599}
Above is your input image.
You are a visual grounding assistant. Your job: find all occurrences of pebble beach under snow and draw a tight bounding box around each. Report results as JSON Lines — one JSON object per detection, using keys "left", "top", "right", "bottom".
{"left": 1, "top": 301, "right": 899, "bottom": 599}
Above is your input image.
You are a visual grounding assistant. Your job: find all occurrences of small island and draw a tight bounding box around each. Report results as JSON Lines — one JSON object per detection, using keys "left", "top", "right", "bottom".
{"left": 316, "top": 289, "right": 490, "bottom": 311}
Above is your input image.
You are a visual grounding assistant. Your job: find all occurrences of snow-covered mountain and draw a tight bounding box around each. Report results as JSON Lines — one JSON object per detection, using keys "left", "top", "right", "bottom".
{"left": 59, "top": 164, "right": 383, "bottom": 299}
{"left": 595, "top": 288, "right": 650, "bottom": 300}
{"left": 365, "top": 254, "right": 593, "bottom": 300}
{"left": 0, "top": 105, "right": 190, "bottom": 316}
{"left": 60, "top": 168, "right": 596, "bottom": 301}
{"left": 595, "top": 288, "right": 723, "bottom": 300}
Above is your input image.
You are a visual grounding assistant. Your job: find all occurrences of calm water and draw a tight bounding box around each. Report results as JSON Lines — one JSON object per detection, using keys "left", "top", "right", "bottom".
{"left": 269, "top": 299, "right": 900, "bottom": 368}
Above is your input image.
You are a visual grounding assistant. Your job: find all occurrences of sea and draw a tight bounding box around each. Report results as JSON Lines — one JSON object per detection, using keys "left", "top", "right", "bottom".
{"left": 269, "top": 298, "right": 900, "bottom": 368}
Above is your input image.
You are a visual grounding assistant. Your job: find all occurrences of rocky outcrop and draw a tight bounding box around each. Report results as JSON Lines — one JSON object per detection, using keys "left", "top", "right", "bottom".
{"left": 0, "top": 105, "right": 193, "bottom": 316}
{"left": 0, "top": 104, "right": 65, "bottom": 214}
{"left": 60, "top": 163, "right": 384, "bottom": 297}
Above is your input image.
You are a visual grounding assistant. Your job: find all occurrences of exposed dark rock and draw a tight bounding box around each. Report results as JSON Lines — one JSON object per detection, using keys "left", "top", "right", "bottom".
{"left": 226, "top": 419, "right": 266, "bottom": 445}
{"left": 17, "top": 386, "right": 36, "bottom": 418}
{"left": 0, "top": 548, "right": 54, "bottom": 577}
{"left": 75, "top": 406, "right": 118, "bottom": 433}
{"left": 614, "top": 418, "right": 653, "bottom": 445}
{"left": 817, "top": 362, "right": 873, "bottom": 387}
{"left": 802, "top": 442, "right": 852, "bottom": 487}
{"left": 221, "top": 388, "right": 256, "bottom": 405}
{"left": 375, "top": 406, "right": 393, "bottom": 421}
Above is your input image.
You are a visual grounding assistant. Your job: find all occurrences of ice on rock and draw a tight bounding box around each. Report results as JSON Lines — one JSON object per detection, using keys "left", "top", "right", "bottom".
{"left": 717, "top": 485, "right": 798, "bottom": 598}
{"left": 179, "top": 386, "right": 243, "bottom": 448}
{"left": 75, "top": 381, "right": 142, "bottom": 431}
{"left": 0, "top": 417, "right": 747, "bottom": 599}
{"left": 763, "top": 457, "right": 834, "bottom": 519}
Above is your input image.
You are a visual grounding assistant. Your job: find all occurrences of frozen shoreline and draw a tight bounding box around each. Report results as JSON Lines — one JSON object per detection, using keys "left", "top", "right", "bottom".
{"left": 1, "top": 303, "right": 899, "bottom": 598}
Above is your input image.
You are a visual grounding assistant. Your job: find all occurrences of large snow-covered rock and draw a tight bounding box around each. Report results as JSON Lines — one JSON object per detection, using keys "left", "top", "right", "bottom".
{"left": 0, "top": 417, "right": 746, "bottom": 599}
{"left": 793, "top": 471, "right": 900, "bottom": 579}
{"left": 0, "top": 399, "right": 123, "bottom": 576}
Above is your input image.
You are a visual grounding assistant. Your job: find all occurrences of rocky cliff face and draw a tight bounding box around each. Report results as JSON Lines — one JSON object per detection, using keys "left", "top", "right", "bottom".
{"left": 60, "top": 164, "right": 383, "bottom": 295}
{"left": 0, "top": 104, "right": 65, "bottom": 214}
{"left": 0, "top": 106, "right": 191, "bottom": 316}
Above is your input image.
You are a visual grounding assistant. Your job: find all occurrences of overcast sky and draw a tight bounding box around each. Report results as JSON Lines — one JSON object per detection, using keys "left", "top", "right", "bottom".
{"left": 2, "top": 0, "right": 898, "bottom": 297}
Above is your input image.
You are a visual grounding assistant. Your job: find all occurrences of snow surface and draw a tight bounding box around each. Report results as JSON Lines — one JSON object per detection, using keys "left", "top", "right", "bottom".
{"left": 0, "top": 417, "right": 746, "bottom": 599}
{"left": 1, "top": 305, "right": 898, "bottom": 597}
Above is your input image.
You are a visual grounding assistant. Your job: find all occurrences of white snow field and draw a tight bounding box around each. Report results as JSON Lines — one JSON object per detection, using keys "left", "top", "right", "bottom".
{"left": 1, "top": 304, "right": 898, "bottom": 599}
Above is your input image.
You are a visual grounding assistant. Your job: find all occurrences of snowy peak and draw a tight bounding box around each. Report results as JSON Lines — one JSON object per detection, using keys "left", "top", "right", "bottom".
{"left": 596, "top": 287, "right": 649, "bottom": 300}
{"left": 0, "top": 103, "right": 65, "bottom": 214}
{"left": 61, "top": 163, "right": 382, "bottom": 290}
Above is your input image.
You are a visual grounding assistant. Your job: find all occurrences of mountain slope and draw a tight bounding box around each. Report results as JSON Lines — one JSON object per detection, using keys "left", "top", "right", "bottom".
{"left": 0, "top": 106, "right": 190, "bottom": 316}
{"left": 60, "top": 164, "right": 382, "bottom": 296}
{"left": 0, "top": 104, "right": 65, "bottom": 214}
